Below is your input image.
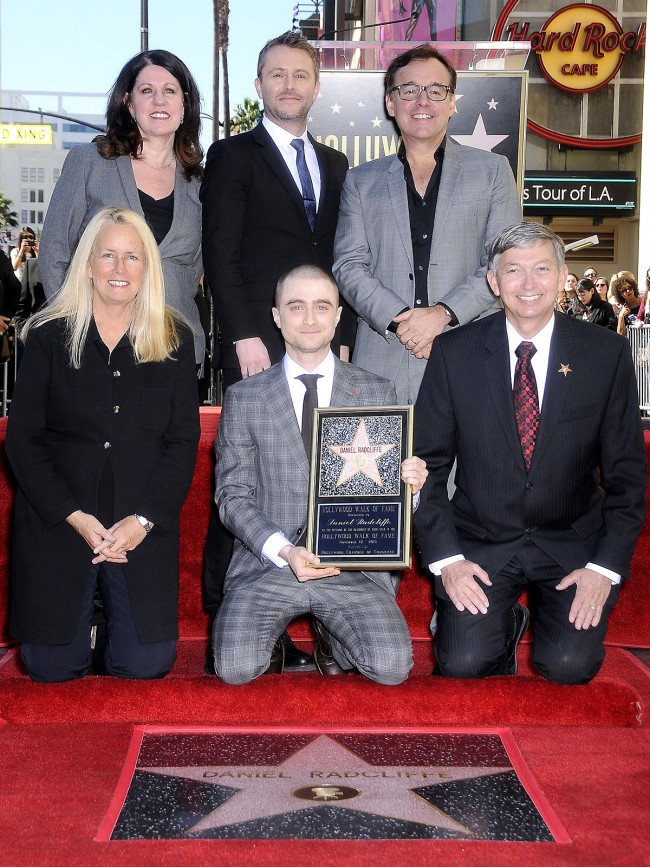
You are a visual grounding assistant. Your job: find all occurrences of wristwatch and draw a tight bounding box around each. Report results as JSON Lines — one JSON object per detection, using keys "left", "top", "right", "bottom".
{"left": 435, "top": 302, "right": 458, "bottom": 326}
{"left": 134, "top": 514, "right": 154, "bottom": 534}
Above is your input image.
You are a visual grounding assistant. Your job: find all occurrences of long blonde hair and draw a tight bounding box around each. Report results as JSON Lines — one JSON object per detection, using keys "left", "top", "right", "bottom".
{"left": 22, "top": 206, "right": 180, "bottom": 368}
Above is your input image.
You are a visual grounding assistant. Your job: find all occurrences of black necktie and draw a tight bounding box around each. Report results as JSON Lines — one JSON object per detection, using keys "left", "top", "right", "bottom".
{"left": 513, "top": 341, "right": 539, "bottom": 471}
{"left": 296, "top": 374, "right": 322, "bottom": 455}
{"left": 291, "top": 138, "right": 317, "bottom": 231}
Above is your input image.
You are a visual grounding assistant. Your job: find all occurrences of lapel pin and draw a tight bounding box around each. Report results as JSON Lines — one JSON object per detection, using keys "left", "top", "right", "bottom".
{"left": 558, "top": 363, "right": 572, "bottom": 377}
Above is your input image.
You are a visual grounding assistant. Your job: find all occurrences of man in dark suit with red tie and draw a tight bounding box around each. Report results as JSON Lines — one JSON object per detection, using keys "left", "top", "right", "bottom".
{"left": 414, "top": 222, "right": 647, "bottom": 684}
{"left": 200, "top": 31, "right": 351, "bottom": 667}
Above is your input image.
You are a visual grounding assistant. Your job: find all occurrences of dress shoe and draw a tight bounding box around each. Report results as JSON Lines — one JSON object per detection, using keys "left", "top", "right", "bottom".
{"left": 204, "top": 642, "right": 217, "bottom": 676}
{"left": 504, "top": 603, "right": 530, "bottom": 675}
{"left": 263, "top": 638, "right": 284, "bottom": 674}
{"left": 90, "top": 621, "right": 108, "bottom": 676}
{"left": 280, "top": 630, "right": 316, "bottom": 672}
{"left": 311, "top": 617, "right": 347, "bottom": 676}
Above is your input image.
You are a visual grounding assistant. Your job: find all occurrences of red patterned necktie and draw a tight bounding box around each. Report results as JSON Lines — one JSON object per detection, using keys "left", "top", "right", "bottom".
{"left": 513, "top": 341, "right": 539, "bottom": 471}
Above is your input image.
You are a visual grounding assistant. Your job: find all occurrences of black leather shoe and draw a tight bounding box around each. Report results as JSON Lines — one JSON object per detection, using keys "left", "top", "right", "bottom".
{"left": 204, "top": 642, "right": 216, "bottom": 676}
{"left": 263, "top": 638, "right": 285, "bottom": 675}
{"left": 311, "top": 618, "right": 347, "bottom": 676}
{"left": 90, "top": 621, "right": 108, "bottom": 676}
{"left": 504, "top": 603, "right": 530, "bottom": 675}
{"left": 281, "top": 630, "right": 316, "bottom": 671}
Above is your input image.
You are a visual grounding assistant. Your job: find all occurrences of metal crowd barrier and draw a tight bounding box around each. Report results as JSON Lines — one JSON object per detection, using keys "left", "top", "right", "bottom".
{"left": 627, "top": 324, "right": 650, "bottom": 411}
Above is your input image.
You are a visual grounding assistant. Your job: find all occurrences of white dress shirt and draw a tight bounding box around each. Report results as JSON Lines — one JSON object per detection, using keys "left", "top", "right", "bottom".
{"left": 262, "top": 116, "right": 321, "bottom": 211}
{"left": 429, "top": 315, "right": 620, "bottom": 584}
{"left": 261, "top": 352, "right": 335, "bottom": 567}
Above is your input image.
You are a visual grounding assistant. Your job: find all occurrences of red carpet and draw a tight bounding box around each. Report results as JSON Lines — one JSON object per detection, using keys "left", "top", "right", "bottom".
{"left": 0, "top": 644, "right": 644, "bottom": 728}
{"left": 1, "top": 718, "right": 649, "bottom": 866}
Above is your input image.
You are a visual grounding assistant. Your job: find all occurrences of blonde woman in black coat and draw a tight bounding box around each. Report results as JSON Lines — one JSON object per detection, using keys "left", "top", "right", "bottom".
{"left": 6, "top": 207, "right": 199, "bottom": 683}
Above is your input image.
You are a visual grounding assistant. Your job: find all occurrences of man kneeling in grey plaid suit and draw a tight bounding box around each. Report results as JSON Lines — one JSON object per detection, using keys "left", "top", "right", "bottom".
{"left": 211, "top": 265, "right": 426, "bottom": 684}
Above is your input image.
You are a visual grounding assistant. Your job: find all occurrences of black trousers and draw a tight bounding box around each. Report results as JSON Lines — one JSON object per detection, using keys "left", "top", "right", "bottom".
{"left": 20, "top": 562, "right": 177, "bottom": 683}
{"left": 433, "top": 542, "right": 619, "bottom": 684}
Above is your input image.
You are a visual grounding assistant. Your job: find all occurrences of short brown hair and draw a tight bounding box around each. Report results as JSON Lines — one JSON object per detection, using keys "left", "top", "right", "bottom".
{"left": 385, "top": 45, "right": 457, "bottom": 96}
{"left": 257, "top": 31, "right": 319, "bottom": 81}
{"left": 275, "top": 265, "right": 338, "bottom": 307}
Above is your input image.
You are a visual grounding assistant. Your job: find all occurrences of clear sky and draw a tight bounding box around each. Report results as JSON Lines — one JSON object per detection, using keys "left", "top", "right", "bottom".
{"left": 0, "top": 0, "right": 294, "bottom": 146}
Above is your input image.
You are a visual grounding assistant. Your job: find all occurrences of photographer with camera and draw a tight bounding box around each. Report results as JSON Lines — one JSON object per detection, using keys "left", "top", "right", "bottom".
{"left": 11, "top": 227, "right": 39, "bottom": 282}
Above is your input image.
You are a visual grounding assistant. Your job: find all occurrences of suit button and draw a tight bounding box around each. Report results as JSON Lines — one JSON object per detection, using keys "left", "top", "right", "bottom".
{"left": 113, "top": 406, "right": 120, "bottom": 414}
{"left": 103, "top": 441, "right": 111, "bottom": 450}
{"left": 408, "top": 273, "right": 413, "bottom": 280}
{"left": 312, "top": 241, "right": 318, "bottom": 247}
{"left": 525, "top": 527, "right": 533, "bottom": 534}
{"left": 525, "top": 482, "right": 533, "bottom": 490}
{"left": 113, "top": 370, "right": 121, "bottom": 377}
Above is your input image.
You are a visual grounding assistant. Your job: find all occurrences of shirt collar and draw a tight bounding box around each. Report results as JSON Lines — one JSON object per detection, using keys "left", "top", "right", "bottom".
{"left": 263, "top": 115, "right": 308, "bottom": 149}
{"left": 398, "top": 137, "right": 446, "bottom": 165}
{"left": 283, "top": 350, "right": 335, "bottom": 381}
{"left": 505, "top": 313, "right": 555, "bottom": 356}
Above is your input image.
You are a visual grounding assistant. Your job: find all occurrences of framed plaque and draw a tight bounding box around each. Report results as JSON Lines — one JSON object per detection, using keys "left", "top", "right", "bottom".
{"left": 306, "top": 406, "right": 414, "bottom": 569}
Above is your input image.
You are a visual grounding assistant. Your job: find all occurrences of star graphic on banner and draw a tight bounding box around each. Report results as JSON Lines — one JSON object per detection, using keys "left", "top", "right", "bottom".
{"left": 327, "top": 419, "right": 395, "bottom": 486}
{"left": 487, "top": 98, "right": 499, "bottom": 110}
{"left": 558, "top": 363, "right": 572, "bottom": 377}
{"left": 371, "top": 116, "right": 382, "bottom": 128}
{"left": 331, "top": 102, "right": 342, "bottom": 113}
{"left": 450, "top": 114, "right": 508, "bottom": 152}
{"left": 452, "top": 93, "right": 464, "bottom": 114}
{"left": 140, "top": 736, "right": 507, "bottom": 835}
{"left": 349, "top": 121, "right": 355, "bottom": 127}
{"left": 358, "top": 101, "right": 365, "bottom": 107}
{"left": 308, "top": 115, "right": 314, "bottom": 123}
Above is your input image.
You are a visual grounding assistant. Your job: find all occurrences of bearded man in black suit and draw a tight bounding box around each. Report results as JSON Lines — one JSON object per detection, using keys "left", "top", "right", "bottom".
{"left": 414, "top": 222, "right": 646, "bottom": 684}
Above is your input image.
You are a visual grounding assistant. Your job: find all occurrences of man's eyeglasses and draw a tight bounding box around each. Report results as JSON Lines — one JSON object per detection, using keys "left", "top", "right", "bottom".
{"left": 389, "top": 83, "right": 453, "bottom": 102}
{"left": 584, "top": 271, "right": 597, "bottom": 279}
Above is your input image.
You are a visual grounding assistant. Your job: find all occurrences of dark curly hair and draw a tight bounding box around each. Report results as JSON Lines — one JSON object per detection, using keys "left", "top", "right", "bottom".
{"left": 96, "top": 49, "right": 203, "bottom": 180}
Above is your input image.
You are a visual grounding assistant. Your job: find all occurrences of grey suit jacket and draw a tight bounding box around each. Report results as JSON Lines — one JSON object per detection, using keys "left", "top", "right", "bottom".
{"left": 215, "top": 357, "right": 397, "bottom": 593}
{"left": 333, "top": 137, "right": 522, "bottom": 403}
{"left": 39, "top": 144, "right": 204, "bottom": 361}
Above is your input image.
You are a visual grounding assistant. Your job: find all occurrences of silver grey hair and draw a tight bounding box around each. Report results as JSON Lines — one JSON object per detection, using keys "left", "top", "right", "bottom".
{"left": 488, "top": 222, "right": 566, "bottom": 272}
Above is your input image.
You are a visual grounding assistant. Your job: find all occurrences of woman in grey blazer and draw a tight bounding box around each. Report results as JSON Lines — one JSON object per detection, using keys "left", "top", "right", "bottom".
{"left": 40, "top": 50, "right": 205, "bottom": 365}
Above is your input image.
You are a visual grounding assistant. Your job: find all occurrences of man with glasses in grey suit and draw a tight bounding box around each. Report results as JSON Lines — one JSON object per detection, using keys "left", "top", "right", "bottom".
{"left": 334, "top": 44, "right": 522, "bottom": 404}
{"left": 210, "top": 265, "right": 426, "bottom": 684}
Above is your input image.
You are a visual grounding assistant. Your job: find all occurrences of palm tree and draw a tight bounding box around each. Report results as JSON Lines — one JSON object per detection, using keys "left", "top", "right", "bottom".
{"left": 0, "top": 194, "right": 18, "bottom": 230}
{"left": 212, "top": 1, "right": 221, "bottom": 142}
{"left": 231, "top": 98, "right": 262, "bottom": 135}
{"left": 212, "top": 0, "right": 231, "bottom": 140}
{"left": 219, "top": 0, "right": 231, "bottom": 138}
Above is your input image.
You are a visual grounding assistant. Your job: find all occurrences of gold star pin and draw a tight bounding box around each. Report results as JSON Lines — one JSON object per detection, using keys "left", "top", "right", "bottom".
{"left": 558, "top": 363, "right": 572, "bottom": 377}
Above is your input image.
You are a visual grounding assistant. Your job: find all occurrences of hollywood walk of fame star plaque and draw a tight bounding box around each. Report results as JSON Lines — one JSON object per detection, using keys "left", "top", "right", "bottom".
{"left": 98, "top": 727, "right": 568, "bottom": 842}
{"left": 306, "top": 406, "right": 414, "bottom": 569}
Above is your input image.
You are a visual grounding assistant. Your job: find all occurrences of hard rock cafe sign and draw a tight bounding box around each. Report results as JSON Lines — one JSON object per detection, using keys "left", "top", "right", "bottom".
{"left": 492, "top": 0, "right": 645, "bottom": 147}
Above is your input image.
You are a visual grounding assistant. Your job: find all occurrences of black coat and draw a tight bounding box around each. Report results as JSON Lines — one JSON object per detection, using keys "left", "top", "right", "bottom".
{"left": 0, "top": 249, "right": 20, "bottom": 318}
{"left": 6, "top": 318, "right": 200, "bottom": 644}
{"left": 200, "top": 122, "right": 353, "bottom": 369}
{"left": 582, "top": 298, "right": 617, "bottom": 330}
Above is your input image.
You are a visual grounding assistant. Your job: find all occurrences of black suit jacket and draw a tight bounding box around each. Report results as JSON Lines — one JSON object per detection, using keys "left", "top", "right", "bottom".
{"left": 200, "top": 122, "right": 351, "bottom": 370}
{"left": 414, "top": 311, "right": 647, "bottom": 579}
{"left": 0, "top": 249, "right": 20, "bottom": 319}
